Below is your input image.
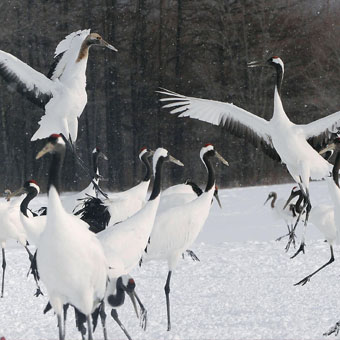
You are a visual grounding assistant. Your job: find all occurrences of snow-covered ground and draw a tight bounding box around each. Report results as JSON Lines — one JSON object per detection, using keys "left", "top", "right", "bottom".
{"left": 1, "top": 181, "right": 340, "bottom": 340}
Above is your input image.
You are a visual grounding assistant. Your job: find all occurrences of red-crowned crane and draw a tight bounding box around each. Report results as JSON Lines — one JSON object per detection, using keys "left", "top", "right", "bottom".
{"left": 140, "top": 144, "right": 228, "bottom": 331}
{"left": 0, "top": 30, "right": 117, "bottom": 142}
{"left": 159, "top": 56, "right": 340, "bottom": 258}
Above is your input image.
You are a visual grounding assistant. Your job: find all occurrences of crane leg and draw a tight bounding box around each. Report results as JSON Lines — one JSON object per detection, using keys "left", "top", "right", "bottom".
{"left": 324, "top": 320, "right": 340, "bottom": 336}
{"left": 57, "top": 314, "right": 65, "bottom": 340}
{"left": 26, "top": 250, "right": 43, "bottom": 297}
{"left": 294, "top": 245, "right": 334, "bottom": 286}
{"left": 186, "top": 250, "right": 200, "bottom": 261}
{"left": 87, "top": 315, "right": 94, "bottom": 340}
{"left": 290, "top": 184, "right": 311, "bottom": 258}
{"left": 99, "top": 301, "right": 108, "bottom": 340}
{"left": 276, "top": 224, "right": 295, "bottom": 243}
{"left": 63, "top": 304, "right": 69, "bottom": 339}
{"left": 111, "top": 309, "right": 132, "bottom": 340}
{"left": 134, "top": 291, "right": 148, "bottom": 330}
{"left": 286, "top": 212, "right": 304, "bottom": 252}
{"left": 1, "top": 248, "right": 6, "bottom": 298}
{"left": 164, "top": 270, "right": 172, "bottom": 331}
{"left": 74, "top": 307, "right": 86, "bottom": 340}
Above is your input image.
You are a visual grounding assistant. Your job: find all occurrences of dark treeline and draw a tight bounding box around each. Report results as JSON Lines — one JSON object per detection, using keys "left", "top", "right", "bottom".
{"left": 0, "top": 0, "right": 339, "bottom": 192}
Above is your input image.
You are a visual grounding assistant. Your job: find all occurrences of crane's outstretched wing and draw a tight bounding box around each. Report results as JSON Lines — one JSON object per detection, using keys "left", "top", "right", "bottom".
{"left": 301, "top": 111, "right": 340, "bottom": 150}
{"left": 158, "top": 88, "right": 280, "bottom": 161}
{"left": 0, "top": 50, "right": 53, "bottom": 108}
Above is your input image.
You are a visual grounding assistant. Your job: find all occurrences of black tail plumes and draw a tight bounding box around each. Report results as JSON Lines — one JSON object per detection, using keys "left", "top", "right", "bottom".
{"left": 75, "top": 195, "right": 111, "bottom": 233}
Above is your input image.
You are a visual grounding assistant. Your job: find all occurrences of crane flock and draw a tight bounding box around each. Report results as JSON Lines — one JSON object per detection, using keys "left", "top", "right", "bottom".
{"left": 0, "top": 29, "right": 340, "bottom": 339}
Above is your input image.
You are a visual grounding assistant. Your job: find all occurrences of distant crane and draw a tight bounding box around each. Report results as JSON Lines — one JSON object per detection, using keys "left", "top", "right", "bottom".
{"left": 264, "top": 190, "right": 299, "bottom": 244}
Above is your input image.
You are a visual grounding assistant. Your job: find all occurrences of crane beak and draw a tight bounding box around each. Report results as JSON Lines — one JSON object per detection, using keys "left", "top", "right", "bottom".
{"left": 319, "top": 143, "right": 336, "bottom": 156}
{"left": 126, "top": 291, "right": 139, "bottom": 319}
{"left": 247, "top": 60, "right": 267, "bottom": 68}
{"left": 36, "top": 142, "right": 55, "bottom": 159}
{"left": 98, "top": 151, "right": 108, "bottom": 161}
{"left": 5, "top": 186, "right": 26, "bottom": 201}
{"left": 215, "top": 151, "right": 229, "bottom": 166}
{"left": 213, "top": 188, "right": 222, "bottom": 208}
{"left": 169, "top": 155, "right": 184, "bottom": 167}
{"left": 263, "top": 195, "right": 270, "bottom": 206}
{"left": 100, "top": 39, "right": 118, "bottom": 52}
{"left": 283, "top": 190, "right": 300, "bottom": 210}
{"left": 148, "top": 150, "right": 155, "bottom": 157}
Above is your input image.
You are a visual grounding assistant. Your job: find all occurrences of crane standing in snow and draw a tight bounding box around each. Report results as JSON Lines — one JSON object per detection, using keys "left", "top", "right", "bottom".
{"left": 35, "top": 134, "right": 109, "bottom": 340}
{"left": 141, "top": 144, "right": 228, "bottom": 331}
{"left": 97, "top": 147, "right": 184, "bottom": 339}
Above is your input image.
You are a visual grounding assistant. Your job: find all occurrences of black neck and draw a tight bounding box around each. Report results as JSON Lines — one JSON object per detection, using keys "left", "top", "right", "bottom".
{"left": 141, "top": 153, "right": 152, "bottom": 182}
{"left": 107, "top": 278, "right": 125, "bottom": 308}
{"left": 333, "top": 152, "right": 340, "bottom": 188}
{"left": 92, "top": 152, "right": 99, "bottom": 175}
{"left": 274, "top": 64, "right": 283, "bottom": 95}
{"left": 270, "top": 193, "right": 277, "bottom": 208}
{"left": 203, "top": 151, "right": 215, "bottom": 193}
{"left": 294, "top": 190, "right": 304, "bottom": 213}
{"left": 48, "top": 148, "right": 65, "bottom": 194}
{"left": 149, "top": 156, "right": 165, "bottom": 201}
{"left": 186, "top": 181, "right": 203, "bottom": 197}
{"left": 20, "top": 189, "right": 38, "bottom": 217}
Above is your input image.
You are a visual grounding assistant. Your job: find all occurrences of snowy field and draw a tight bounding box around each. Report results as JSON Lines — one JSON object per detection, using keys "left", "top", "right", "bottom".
{"left": 1, "top": 181, "right": 340, "bottom": 340}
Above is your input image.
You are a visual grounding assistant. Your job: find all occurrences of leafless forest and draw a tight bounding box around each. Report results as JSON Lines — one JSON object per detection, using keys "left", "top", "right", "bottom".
{"left": 0, "top": 0, "right": 339, "bottom": 192}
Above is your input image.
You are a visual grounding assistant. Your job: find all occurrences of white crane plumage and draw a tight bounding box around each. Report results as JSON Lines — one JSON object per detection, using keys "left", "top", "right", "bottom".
{"left": 321, "top": 144, "right": 340, "bottom": 336}
{"left": 105, "top": 147, "right": 154, "bottom": 225}
{"left": 77, "top": 147, "right": 154, "bottom": 231}
{"left": 35, "top": 134, "right": 109, "bottom": 340}
{"left": 0, "top": 191, "right": 31, "bottom": 298}
{"left": 6, "top": 179, "right": 44, "bottom": 296}
{"left": 289, "top": 140, "right": 340, "bottom": 286}
{"left": 159, "top": 56, "right": 340, "bottom": 257}
{"left": 141, "top": 144, "right": 229, "bottom": 331}
{"left": 264, "top": 190, "right": 299, "bottom": 244}
{"left": 282, "top": 186, "right": 336, "bottom": 285}
{"left": 97, "top": 148, "right": 184, "bottom": 339}
{"left": 158, "top": 180, "right": 221, "bottom": 214}
{"left": 0, "top": 30, "right": 117, "bottom": 142}
{"left": 14, "top": 180, "right": 45, "bottom": 246}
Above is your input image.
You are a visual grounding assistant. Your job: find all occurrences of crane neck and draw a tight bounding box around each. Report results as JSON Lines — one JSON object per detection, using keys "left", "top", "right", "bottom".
{"left": 273, "top": 85, "right": 286, "bottom": 115}
{"left": 107, "top": 278, "right": 126, "bottom": 308}
{"left": 295, "top": 191, "right": 305, "bottom": 214}
{"left": 48, "top": 147, "right": 66, "bottom": 194}
{"left": 203, "top": 152, "right": 215, "bottom": 193}
{"left": 275, "top": 65, "right": 283, "bottom": 96}
{"left": 141, "top": 154, "right": 152, "bottom": 182}
{"left": 149, "top": 156, "right": 165, "bottom": 201}
{"left": 92, "top": 152, "right": 99, "bottom": 177}
{"left": 270, "top": 193, "right": 277, "bottom": 208}
{"left": 333, "top": 152, "right": 340, "bottom": 188}
{"left": 186, "top": 181, "right": 203, "bottom": 197}
{"left": 20, "top": 189, "right": 38, "bottom": 217}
